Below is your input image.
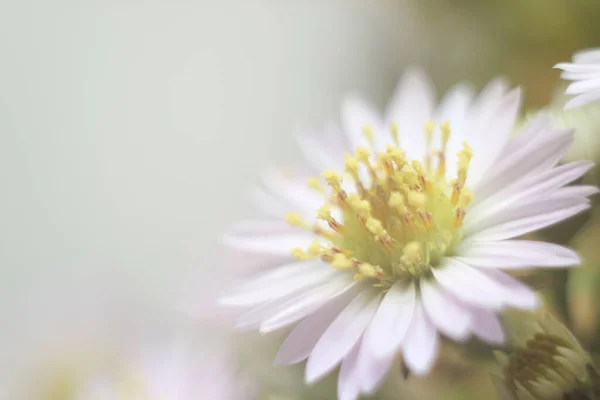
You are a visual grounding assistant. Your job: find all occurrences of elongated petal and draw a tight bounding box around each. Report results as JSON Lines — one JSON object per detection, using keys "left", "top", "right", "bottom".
{"left": 469, "top": 307, "right": 505, "bottom": 344}
{"left": 220, "top": 261, "right": 333, "bottom": 306}
{"left": 275, "top": 292, "right": 353, "bottom": 365}
{"left": 420, "top": 280, "right": 471, "bottom": 340}
{"left": 305, "top": 290, "right": 380, "bottom": 384}
{"left": 337, "top": 344, "right": 360, "bottom": 400}
{"left": 468, "top": 203, "right": 590, "bottom": 242}
{"left": 366, "top": 282, "right": 416, "bottom": 358}
{"left": 456, "top": 240, "right": 581, "bottom": 269}
{"left": 432, "top": 258, "right": 509, "bottom": 309}
{"left": 222, "top": 231, "right": 316, "bottom": 256}
{"left": 402, "top": 301, "right": 439, "bottom": 375}
{"left": 260, "top": 276, "right": 356, "bottom": 332}
{"left": 341, "top": 96, "right": 383, "bottom": 151}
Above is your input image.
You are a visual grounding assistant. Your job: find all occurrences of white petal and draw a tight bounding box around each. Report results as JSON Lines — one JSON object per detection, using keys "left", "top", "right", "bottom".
{"left": 565, "top": 89, "right": 600, "bottom": 109}
{"left": 467, "top": 203, "right": 590, "bottom": 242}
{"left": 468, "top": 307, "right": 505, "bottom": 344}
{"left": 555, "top": 62, "right": 600, "bottom": 73}
{"left": 474, "top": 124, "right": 573, "bottom": 202}
{"left": 478, "top": 269, "right": 539, "bottom": 311}
{"left": 466, "top": 160, "right": 594, "bottom": 223}
{"left": 431, "top": 258, "right": 509, "bottom": 309}
{"left": 337, "top": 344, "right": 360, "bottom": 400}
{"left": 305, "top": 290, "right": 380, "bottom": 384}
{"left": 385, "top": 68, "right": 435, "bottom": 161}
{"left": 355, "top": 328, "right": 395, "bottom": 394}
{"left": 222, "top": 231, "right": 315, "bottom": 256}
{"left": 366, "top": 282, "right": 416, "bottom": 358}
{"left": 573, "top": 48, "right": 600, "bottom": 63}
{"left": 456, "top": 240, "right": 581, "bottom": 269}
{"left": 261, "top": 167, "right": 324, "bottom": 212}
{"left": 467, "top": 88, "right": 522, "bottom": 186}
{"left": 420, "top": 280, "right": 471, "bottom": 340}
{"left": 275, "top": 291, "right": 353, "bottom": 365}
{"left": 464, "top": 195, "right": 589, "bottom": 236}
{"left": 565, "top": 78, "right": 600, "bottom": 95}
{"left": 296, "top": 124, "right": 348, "bottom": 173}
{"left": 260, "top": 276, "right": 356, "bottom": 333}
{"left": 402, "top": 301, "right": 439, "bottom": 375}
{"left": 341, "top": 95, "right": 384, "bottom": 151}
{"left": 220, "top": 260, "right": 333, "bottom": 306}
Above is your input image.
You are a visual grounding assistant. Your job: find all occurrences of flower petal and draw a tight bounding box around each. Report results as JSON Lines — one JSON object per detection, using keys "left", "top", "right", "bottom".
{"left": 337, "top": 344, "right": 361, "bottom": 400}
{"left": 366, "top": 282, "right": 416, "bottom": 358}
{"left": 275, "top": 291, "right": 353, "bottom": 365}
{"left": 456, "top": 240, "right": 581, "bottom": 269}
{"left": 468, "top": 307, "right": 505, "bottom": 344}
{"left": 305, "top": 290, "right": 380, "bottom": 384}
{"left": 222, "top": 231, "right": 316, "bottom": 256}
{"left": 355, "top": 330, "right": 395, "bottom": 394}
{"left": 402, "top": 301, "right": 439, "bottom": 375}
{"left": 467, "top": 203, "right": 590, "bottom": 242}
{"left": 341, "top": 95, "right": 384, "bottom": 151}
{"left": 260, "top": 276, "right": 356, "bottom": 333}
{"left": 385, "top": 68, "right": 435, "bottom": 161}
{"left": 431, "top": 258, "right": 509, "bottom": 309}
{"left": 420, "top": 280, "right": 471, "bottom": 341}
{"left": 220, "top": 260, "right": 333, "bottom": 306}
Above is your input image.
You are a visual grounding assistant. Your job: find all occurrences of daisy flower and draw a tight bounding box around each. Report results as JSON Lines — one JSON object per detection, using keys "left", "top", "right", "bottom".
{"left": 555, "top": 48, "right": 600, "bottom": 109}
{"left": 75, "top": 338, "right": 255, "bottom": 400}
{"left": 221, "top": 69, "right": 597, "bottom": 400}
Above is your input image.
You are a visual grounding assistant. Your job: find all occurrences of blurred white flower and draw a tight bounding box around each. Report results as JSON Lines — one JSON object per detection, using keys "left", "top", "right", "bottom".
{"left": 555, "top": 48, "right": 600, "bottom": 109}
{"left": 220, "top": 69, "right": 596, "bottom": 400}
{"left": 75, "top": 338, "right": 255, "bottom": 400}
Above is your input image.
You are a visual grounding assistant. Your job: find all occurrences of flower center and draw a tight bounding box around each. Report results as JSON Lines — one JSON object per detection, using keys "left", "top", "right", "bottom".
{"left": 287, "top": 122, "right": 473, "bottom": 286}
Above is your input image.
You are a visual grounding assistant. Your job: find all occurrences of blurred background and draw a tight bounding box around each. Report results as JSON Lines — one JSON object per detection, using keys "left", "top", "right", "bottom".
{"left": 1, "top": 1, "right": 600, "bottom": 399}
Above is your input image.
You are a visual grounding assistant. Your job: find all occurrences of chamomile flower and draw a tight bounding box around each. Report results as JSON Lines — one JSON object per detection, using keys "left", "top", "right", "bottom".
{"left": 555, "top": 48, "right": 600, "bottom": 109}
{"left": 221, "top": 69, "right": 596, "bottom": 400}
{"left": 75, "top": 339, "right": 255, "bottom": 400}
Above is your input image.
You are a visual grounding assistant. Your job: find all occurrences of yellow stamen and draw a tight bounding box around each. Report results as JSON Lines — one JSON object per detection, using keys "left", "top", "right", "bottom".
{"left": 307, "top": 177, "right": 325, "bottom": 194}
{"left": 362, "top": 125, "right": 375, "bottom": 148}
{"left": 389, "top": 122, "right": 399, "bottom": 146}
{"left": 332, "top": 253, "right": 353, "bottom": 269}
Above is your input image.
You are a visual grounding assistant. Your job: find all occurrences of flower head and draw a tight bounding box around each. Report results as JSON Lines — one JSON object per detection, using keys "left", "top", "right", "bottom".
{"left": 491, "top": 313, "right": 600, "bottom": 400}
{"left": 221, "top": 69, "right": 597, "bottom": 400}
{"left": 74, "top": 338, "right": 255, "bottom": 400}
{"left": 555, "top": 48, "right": 600, "bottom": 109}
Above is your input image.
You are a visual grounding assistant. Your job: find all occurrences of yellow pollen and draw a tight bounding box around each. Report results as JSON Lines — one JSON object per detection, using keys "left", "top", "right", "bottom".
{"left": 307, "top": 177, "right": 324, "bottom": 193}
{"left": 362, "top": 125, "right": 375, "bottom": 147}
{"left": 440, "top": 121, "right": 451, "bottom": 147}
{"left": 407, "top": 191, "right": 426, "bottom": 209}
{"left": 285, "top": 212, "right": 305, "bottom": 227}
{"left": 389, "top": 122, "right": 399, "bottom": 146}
{"left": 402, "top": 241, "right": 422, "bottom": 265}
{"left": 288, "top": 126, "right": 473, "bottom": 286}
{"left": 355, "top": 146, "right": 371, "bottom": 163}
{"left": 331, "top": 253, "right": 353, "bottom": 269}
{"left": 347, "top": 193, "right": 371, "bottom": 216}
{"left": 307, "top": 239, "right": 322, "bottom": 256}
{"left": 291, "top": 247, "right": 310, "bottom": 260}
{"left": 358, "top": 262, "right": 380, "bottom": 278}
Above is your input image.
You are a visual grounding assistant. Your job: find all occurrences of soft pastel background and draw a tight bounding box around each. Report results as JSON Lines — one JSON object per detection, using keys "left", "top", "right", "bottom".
{"left": 1, "top": 1, "right": 600, "bottom": 399}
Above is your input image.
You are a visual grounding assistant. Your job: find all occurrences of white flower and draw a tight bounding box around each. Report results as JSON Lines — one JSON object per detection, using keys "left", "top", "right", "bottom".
{"left": 555, "top": 48, "right": 600, "bottom": 109}
{"left": 221, "top": 69, "right": 597, "bottom": 400}
{"left": 75, "top": 338, "right": 255, "bottom": 400}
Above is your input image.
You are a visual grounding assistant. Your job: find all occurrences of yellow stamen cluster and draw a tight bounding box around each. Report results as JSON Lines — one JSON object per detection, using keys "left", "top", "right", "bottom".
{"left": 287, "top": 121, "right": 473, "bottom": 285}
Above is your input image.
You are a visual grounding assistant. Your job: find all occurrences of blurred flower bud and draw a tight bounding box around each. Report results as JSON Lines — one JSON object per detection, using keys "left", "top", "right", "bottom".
{"left": 491, "top": 313, "right": 600, "bottom": 400}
